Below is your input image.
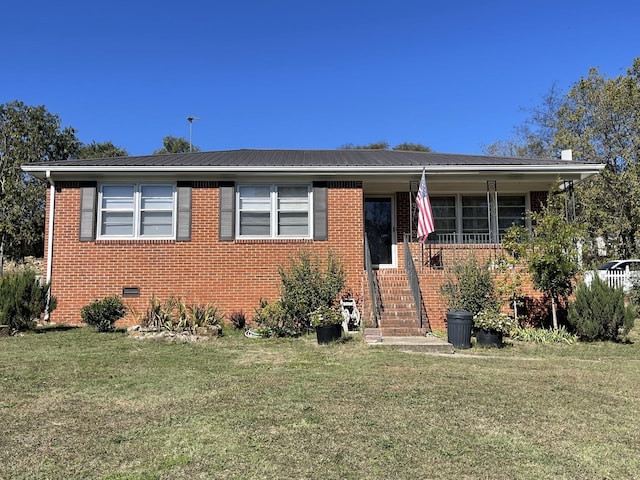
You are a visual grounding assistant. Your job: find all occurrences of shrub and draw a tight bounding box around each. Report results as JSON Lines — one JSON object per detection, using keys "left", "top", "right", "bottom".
{"left": 310, "top": 305, "right": 344, "bottom": 327}
{"left": 277, "top": 250, "right": 346, "bottom": 334}
{"left": 441, "top": 257, "right": 498, "bottom": 315}
{"left": 253, "top": 300, "right": 297, "bottom": 337}
{"left": 0, "top": 269, "right": 55, "bottom": 333}
{"left": 138, "top": 296, "right": 224, "bottom": 333}
{"left": 509, "top": 326, "right": 578, "bottom": 344}
{"left": 81, "top": 296, "right": 127, "bottom": 332}
{"left": 229, "top": 311, "right": 246, "bottom": 329}
{"left": 139, "top": 295, "right": 175, "bottom": 331}
{"left": 568, "top": 276, "right": 635, "bottom": 342}
{"left": 473, "top": 309, "right": 515, "bottom": 334}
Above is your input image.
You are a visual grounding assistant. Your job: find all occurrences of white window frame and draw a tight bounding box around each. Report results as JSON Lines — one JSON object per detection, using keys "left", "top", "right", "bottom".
{"left": 236, "top": 184, "right": 312, "bottom": 239}
{"left": 97, "top": 183, "right": 176, "bottom": 239}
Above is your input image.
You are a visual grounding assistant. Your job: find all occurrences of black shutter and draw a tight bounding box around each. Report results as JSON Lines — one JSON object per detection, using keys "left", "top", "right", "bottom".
{"left": 176, "top": 184, "right": 192, "bottom": 241}
{"left": 79, "top": 183, "right": 97, "bottom": 241}
{"left": 313, "top": 182, "right": 328, "bottom": 241}
{"left": 219, "top": 182, "right": 235, "bottom": 241}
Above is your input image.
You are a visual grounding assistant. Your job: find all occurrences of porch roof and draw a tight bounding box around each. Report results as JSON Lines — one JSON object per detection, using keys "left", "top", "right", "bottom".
{"left": 23, "top": 149, "right": 604, "bottom": 180}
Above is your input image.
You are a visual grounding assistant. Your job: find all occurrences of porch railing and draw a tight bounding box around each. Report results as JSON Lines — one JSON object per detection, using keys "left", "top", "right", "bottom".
{"left": 364, "top": 234, "right": 381, "bottom": 327}
{"left": 403, "top": 234, "right": 423, "bottom": 329}
{"left": 433, "top": 232, "right": 506, "bottom": 245}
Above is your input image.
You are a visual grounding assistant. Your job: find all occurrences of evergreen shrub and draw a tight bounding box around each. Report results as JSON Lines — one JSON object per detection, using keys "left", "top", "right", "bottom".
{"left": 0, "top": 269, "right": 55, "bottom": 333}
{"left": 568, "top": 276, "right": 635, "bottom": 341}
{"left": 81, "top": 295, "right": 127, "bottom": 332}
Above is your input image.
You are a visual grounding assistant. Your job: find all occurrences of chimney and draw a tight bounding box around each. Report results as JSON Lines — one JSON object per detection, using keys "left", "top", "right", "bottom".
{"left": 561, "top": 149, "right": 573, "bottom": 161}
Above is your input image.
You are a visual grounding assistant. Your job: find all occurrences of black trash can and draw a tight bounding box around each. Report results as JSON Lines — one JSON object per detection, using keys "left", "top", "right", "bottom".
{"left": 446, "top": 310, "right": 473, "bottom": 349}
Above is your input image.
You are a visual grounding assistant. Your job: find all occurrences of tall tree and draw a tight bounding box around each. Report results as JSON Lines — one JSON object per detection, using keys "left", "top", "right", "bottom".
{"left": 392, "top": 142, "right": 432, "bottom": 152}
{"left": 339, "top": 141, "right": 390, "bottom": 150}
{"left": 76, "top": 141, "right": 127, "bottom": 159}
{"left": 483, "top": 83, "right": 564, "bottom": 158}
{"left": 485, "top": 57, "right": 640, "bottom": 259}
{"left": 339, "top": 141, "right": 432, "bottom": 151}
{"left": 556, "top": 59, "right": 640, "bottom": 259}
{"left": 0, "top": 101, "right": 79, "bottom": 265}
{"left": 154, "top": 135, "right": 200, "bottom": 154}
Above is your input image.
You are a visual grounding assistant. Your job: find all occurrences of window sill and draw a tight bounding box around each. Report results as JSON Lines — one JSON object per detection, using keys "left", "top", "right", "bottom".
{"left": 235, "top": 238, "right": 314, "bottom": 244}
{"left": 95, "top": 238, "right": 177, "bottom": 245}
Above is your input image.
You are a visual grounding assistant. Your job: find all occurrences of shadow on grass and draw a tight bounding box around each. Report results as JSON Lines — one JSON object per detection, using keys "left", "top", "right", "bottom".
{"left": 34, "top": 324, "right": 81, "bottom": 333}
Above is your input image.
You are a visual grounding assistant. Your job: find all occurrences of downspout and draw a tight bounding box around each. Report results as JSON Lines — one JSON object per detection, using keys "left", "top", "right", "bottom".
{"left": 44, "top": 170, "right": 55, "bottom": 321}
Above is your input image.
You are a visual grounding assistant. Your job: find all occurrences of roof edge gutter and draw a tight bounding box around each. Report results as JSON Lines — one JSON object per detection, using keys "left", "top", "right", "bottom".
{"left": 22, "top": 163, "right": 607, "bottom": 177}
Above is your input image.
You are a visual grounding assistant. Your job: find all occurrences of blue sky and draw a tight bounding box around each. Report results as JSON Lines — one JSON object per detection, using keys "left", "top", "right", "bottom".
{"left": 3, "top": 0, "right": 639, "bottom": 156}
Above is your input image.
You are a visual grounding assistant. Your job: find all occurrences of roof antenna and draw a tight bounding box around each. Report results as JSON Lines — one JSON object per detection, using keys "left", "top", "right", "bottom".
{"left": 187, "top": 116, "right": 200, "bottom": 152}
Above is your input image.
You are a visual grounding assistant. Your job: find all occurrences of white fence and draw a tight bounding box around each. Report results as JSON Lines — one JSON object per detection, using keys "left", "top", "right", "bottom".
{"left": 604, "top": 269, "right": 631, "bottom": 291}
{"left": 586, "top": 268, "right": 637, "bottom": 293}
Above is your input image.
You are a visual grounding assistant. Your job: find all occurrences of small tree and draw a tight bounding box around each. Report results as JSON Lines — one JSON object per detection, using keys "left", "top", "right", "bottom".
{"left": 505, "top": 183, "right": 583, "bottom": 329}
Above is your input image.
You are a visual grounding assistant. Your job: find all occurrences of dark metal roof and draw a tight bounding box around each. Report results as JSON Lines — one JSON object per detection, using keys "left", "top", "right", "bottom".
{"left": 27, "top": 149, "right": 595, "bottom": 168}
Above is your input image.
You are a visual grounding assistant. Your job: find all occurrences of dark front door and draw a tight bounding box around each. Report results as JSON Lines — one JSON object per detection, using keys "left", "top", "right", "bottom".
{"left": 365, "top": 197, "right": 394, "bottom": 267}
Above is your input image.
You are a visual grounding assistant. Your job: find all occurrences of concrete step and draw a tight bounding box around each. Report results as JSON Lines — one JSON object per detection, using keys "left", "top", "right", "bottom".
{"left": 363, "top": 328, "right": 382, "bottom": 343}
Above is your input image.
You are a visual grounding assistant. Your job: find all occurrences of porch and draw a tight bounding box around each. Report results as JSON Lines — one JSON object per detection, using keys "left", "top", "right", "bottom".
{"left": 363, "top": 233, "right": 508, "bottom": 339}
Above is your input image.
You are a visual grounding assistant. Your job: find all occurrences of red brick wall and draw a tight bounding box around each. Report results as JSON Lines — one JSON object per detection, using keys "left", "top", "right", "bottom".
{"left": 530, "top": 191, "right": 548, "bottom": 213}
{"left": 45, "top": 181, "right": 365, "bottom": 326}
{"left": 402, "top": 242, "right": 543, "bottom": 330}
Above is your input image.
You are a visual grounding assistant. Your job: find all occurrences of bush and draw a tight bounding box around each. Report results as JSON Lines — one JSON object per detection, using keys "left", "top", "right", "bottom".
{"left": 441, "top": 258, "right": 498, "bottom": 315}
{"left": 509, "top": 326, "right": 578, "bottom": 344}
{"left": 253, "top": 299, "right": 297, "bottom": 337}
{"left": 136, "top": 296, "right": 224, "bottom": 333}
{"left": 81, "top": 296, "right": 127, "bottom": 332}
{"left": 277, "top": 250, "right": 346, "bottom": 334}
{"left": 0, "top": 269, "right": 55, "bottom": 333}
{"left": 229, "top": 311, "right": 246, "bottom": 329}
{"left": 568, "top": 276, "right": 635, "bottom": 342}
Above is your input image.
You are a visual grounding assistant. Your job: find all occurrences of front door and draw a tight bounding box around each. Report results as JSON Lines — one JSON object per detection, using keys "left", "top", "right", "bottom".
{"left": 365, "top": 196, "right": 396, "bottom": 268}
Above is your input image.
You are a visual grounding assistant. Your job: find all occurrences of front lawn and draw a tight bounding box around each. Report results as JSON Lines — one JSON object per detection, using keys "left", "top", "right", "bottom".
{"left": 1, "top": 328, "right": 639, "bottom": 479}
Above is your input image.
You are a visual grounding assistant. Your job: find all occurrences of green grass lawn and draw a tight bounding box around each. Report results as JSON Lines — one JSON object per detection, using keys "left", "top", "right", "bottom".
{"left": 1, "top": 327, "right": 639, "bottom": 480}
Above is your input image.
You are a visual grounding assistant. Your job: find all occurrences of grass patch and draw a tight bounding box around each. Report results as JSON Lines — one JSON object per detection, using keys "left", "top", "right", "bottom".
{"left": 1, "top": 328, "right": 639, "bottom": 479}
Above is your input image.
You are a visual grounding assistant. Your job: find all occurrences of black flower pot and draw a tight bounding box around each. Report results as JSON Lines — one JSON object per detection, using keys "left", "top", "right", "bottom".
{"left": 316, "top": 324, "right": 342, "bottom": 344}
{"left": 476, "top": 328, "right": 503, "bottom": 348}
{"left": 446, "top": 310, "right": 473, "bottom": 349}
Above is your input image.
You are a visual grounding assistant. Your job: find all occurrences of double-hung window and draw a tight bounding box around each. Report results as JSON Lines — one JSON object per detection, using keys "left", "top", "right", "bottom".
{"left": 430, "top": 196, "right": 456, "bottom": 235}
{"left": 238, "top": 184, "right": 311, "bottom": 238}
{"left": 99, "top": 184, "right": 175, "bottom": 239}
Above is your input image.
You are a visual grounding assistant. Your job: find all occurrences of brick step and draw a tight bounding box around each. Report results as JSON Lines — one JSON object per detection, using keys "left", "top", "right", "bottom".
{"left": 376, "top": 281, "right": 409, "bottom": 286}
{"left": 380, "top": 302, "right": 414, "bottom": 309}
{"left": 380, "top": 315, "right": 418, "bottom": 323}
{"left": 380, "top": 312, "right": 418, "bottom": 322}
{"left": 379, "top": 294, "right": 414, "bottom": 301}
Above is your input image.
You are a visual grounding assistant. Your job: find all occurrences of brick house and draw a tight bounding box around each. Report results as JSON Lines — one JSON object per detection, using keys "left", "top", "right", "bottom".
{"left": 23, "top": 149, "right": 603, "bottom": 334}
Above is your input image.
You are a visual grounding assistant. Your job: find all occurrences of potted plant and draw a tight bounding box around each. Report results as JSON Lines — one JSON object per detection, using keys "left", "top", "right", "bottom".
{"left": 310, "top": 305, "right": 343, "bottom": 344}
{"left": 473, "top": 308, "right": 515, "bottom": 348}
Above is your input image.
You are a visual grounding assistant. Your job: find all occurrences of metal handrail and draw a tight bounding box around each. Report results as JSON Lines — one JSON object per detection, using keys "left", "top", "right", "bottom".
{"left": 364, "top": 234, "right": 381, "bottom": 327}
{"left": 403, "top": 234, "right": 423, "bottom": 329}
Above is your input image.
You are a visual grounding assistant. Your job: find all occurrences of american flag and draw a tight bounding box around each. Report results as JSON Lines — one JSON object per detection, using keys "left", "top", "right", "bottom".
{"left": 416, "top": 169, "right": 435, "bottom": 243}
